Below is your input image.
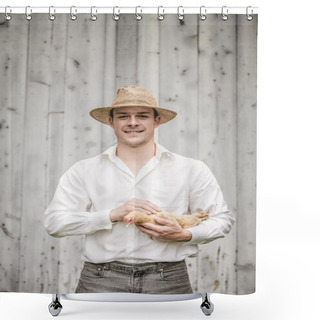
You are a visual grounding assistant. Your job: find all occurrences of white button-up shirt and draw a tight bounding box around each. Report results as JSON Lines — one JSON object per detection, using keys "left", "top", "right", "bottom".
{"left": 44, "top": 144, "right": 235, "bottom": 263}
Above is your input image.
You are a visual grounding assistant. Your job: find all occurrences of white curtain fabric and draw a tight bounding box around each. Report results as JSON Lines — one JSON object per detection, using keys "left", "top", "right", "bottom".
{"left": 0, "top": 13, "right": 257, "bottom": 294}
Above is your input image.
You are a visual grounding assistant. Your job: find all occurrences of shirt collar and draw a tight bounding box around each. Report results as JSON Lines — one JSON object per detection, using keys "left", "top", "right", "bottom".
{"left": 101, "top": 143, "right": 175, "bottom": 161}
{"left": 101, "top": 143, "right": 117, "bottom": 162}
{"left": 154, "top": 143, "right": 175, "bottom": 160}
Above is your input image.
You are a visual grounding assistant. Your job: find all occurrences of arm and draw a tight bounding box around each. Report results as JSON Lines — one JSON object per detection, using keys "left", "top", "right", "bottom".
{"left": 136, "top": 162, "right": 234, "bottom": 244}
{"left": 44, "top": 162, "right": 161, "bottom": 238}
{"left": 44, "top": 162, "right": 113, "bottom": 238}
{"left": 185, "top": 162, "right": 235, "bottom": 245}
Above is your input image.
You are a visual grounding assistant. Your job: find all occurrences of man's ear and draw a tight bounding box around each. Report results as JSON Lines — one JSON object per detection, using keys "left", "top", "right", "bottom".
{"left": 154, "top": 116, "right": 161, "bottom": 129}
{"left": 109, "top": 116, "right": 114, "bottom": 128}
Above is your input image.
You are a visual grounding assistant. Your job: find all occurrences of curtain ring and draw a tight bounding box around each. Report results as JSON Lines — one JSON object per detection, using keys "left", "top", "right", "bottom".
{"left": 135, "top": 6, "right": 142, "bottom": 21}
{"left": 177, "top": 6, "right": 184, "bottom": 21}
{"left": 5, "top": 6, "right": 12, "bottom": 21}
{"left": 49, "top": 6, "right": 56, "bottom": 21}
{"left": 113, "top": 6, "right": 120, "bottom": 21}
{"left": 25, "top": 6, "right": 32, "bottom": 21}
{"left": 90, "top": 6, "right": 98, "bottom": 21}
{"left": 70, "top": 6, "right": 77, "bottom": 21}
{"left": 200, "top": 6, "right": 207, "bottom": 21}
{"left": 157, "top": 6, "right": 164, "bottom": 21}
{"left": 246, "top": 6, "right": 253, "bottom": 21}
{"left": 221, "top": 6, "right": 228, "bottom": 21}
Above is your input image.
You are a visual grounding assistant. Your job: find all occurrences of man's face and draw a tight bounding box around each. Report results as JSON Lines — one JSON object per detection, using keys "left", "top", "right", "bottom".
{"left": 109, "top": 107, "right": 160, "bottom": 148}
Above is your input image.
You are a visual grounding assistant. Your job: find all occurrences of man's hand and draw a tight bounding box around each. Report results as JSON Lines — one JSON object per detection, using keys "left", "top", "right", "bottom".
{"left": 110, "top": 198, "right": 160, "bottom": 222}
{"left": 136, "top": 217, "right": 192, "bottom": 242}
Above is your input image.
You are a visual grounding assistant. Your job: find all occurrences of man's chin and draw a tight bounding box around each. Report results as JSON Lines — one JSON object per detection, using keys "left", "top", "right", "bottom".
{"left": 117, "top": 135, "right": 154, "bottom": 148}
{"left": 122, "top": 139, "right": 146, "bottom": 147}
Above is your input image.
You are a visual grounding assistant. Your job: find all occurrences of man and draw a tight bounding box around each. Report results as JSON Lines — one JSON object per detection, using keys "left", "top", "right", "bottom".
{"left": 44, "top": 85, "right": 235, "bottom": 294}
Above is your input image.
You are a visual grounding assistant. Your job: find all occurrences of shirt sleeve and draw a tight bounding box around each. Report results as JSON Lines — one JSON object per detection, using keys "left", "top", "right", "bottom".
{"left": 184, "top": 161, "right": 235, "bottom": 245}
{"left": 44, "top": 162, "right": 113, "bottom": 238}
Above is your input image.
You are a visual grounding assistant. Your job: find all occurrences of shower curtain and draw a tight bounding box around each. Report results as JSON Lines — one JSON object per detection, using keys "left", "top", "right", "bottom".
{"left": 0, "top": 10, "right": 257, "bottom": 295}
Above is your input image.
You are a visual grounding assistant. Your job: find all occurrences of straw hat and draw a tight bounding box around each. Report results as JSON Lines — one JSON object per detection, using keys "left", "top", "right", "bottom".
{"left": 90, "top": 86, "right": 177, "bottom": 125}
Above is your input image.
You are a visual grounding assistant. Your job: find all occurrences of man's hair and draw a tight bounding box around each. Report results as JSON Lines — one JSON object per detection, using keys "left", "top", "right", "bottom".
{"left": 109, "top": 108, "right": 159, "bottom": 120}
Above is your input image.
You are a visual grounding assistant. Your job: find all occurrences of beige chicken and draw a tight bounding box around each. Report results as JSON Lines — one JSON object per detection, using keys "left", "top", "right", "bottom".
{"left": 123, "top": 210, "right": 209, "bottom": 229}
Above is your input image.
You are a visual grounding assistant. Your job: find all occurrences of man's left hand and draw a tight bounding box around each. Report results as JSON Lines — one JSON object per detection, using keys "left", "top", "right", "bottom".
{"left": 136, "top": 217, "right": 192, "bottom": 242}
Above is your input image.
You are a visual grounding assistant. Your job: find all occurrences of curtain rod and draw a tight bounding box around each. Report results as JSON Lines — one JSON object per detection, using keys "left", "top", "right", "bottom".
{"left": 0, "top": 6, "right": 259, "bottom": 15}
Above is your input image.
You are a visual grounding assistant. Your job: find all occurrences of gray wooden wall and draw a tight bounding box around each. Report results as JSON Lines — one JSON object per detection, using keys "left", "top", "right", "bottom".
{"left": 0, "top": 13, "right": 257, "bottom": 294}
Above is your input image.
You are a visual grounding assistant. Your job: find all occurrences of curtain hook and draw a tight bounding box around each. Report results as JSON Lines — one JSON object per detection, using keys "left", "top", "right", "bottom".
{"left": 200, "top": 6, "right": 207, "bottom": 21}
{"left": 5, "top": 6, "right": 12, "bottom": 21}
{"left": 177, "top": 6, "right": 184, "bottom": 21}
{"left": 113, "top": 6, "right": 120, "bottom": 21}
{"left": 90, "top": 6, "right": 98, "bottom": 21}
{"left": 25, "top": 6, "right": 32, "bottom": 21}
{"left": 246, "top": 6, "right": 254, "bottom": 21}
{"left": 221, "top": 6, "right": 228, "bottom": 21}
{"left": 70, "top": 6, "right": 77, "bottom": 21}
{"left": 135, "top": 6, "right": 142, "bottom": 21}
{"left": 157, "top": 6, "right": 164, "bottom": 21}
{"left": 49, "top": 6, "right": 56, "bottom": 21}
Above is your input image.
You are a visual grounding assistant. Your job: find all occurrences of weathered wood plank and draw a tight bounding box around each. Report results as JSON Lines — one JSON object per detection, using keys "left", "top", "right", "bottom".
{"left": 5, "top": 16, "right": 29, "bottom": 291}
{"left": 0, "top": 16, "right": 28, "bottom": 292}
{"left": 0, "top": 18, "right": 14, "bottom": 292}
{"left": 44, "top": 14, "right": 69, "bottom": 294}
{"left": 18, "top": 14, "right": 53, "bottom": 293}
{"left": 159, "top": 15, "right": 199, "bottom": 159}
{"left": 100, "top": 15, "right": 117, "bottom": 151}
{"left": 197, "top": 14, "right": 238, "bottom": 294}
{"left": 236, "top": 15, "right": 257, "bottom": 294}
{"left": 115, "top": 14, "right": 138, "bottom": 88}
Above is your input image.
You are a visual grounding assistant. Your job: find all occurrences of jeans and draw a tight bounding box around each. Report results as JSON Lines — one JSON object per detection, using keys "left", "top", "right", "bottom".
{"left": 75, "top": 260, "right": 193, "bottom": 294}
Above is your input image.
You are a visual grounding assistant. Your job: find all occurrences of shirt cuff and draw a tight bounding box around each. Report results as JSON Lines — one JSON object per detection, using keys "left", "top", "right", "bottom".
{"left": 184, "top": 226, "right": 203, "bottom": 245}
{"left": 89, "top": 210, "right": 113, "bottom": 231}
{"left": 184, "top": 224, "right": 225, "bottom": 245}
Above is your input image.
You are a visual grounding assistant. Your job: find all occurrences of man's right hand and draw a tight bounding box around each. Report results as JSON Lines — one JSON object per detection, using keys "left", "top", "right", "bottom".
{"left": 110, "top": 198, "right": 160, "bottom": 222}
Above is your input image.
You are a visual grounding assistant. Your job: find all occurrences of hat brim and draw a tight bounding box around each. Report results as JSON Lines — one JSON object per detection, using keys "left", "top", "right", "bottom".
{"left": 90, "top": 106, "right": 177, "bottom": 125}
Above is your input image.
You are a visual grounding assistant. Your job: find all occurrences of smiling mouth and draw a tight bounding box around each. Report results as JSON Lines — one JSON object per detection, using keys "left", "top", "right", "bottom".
{"left": 124, "top": 130, "right": 144, "bottom": 133}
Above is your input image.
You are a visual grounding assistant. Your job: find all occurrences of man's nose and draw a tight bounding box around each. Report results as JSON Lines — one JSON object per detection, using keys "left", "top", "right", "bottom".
{"left": 127, "top": 115, "right": 139, "bottom": 125}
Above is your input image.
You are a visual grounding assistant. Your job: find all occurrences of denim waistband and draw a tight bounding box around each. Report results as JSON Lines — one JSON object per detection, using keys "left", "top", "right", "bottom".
{"left": 84, "top": 260, "right": 186, "bottom": 274}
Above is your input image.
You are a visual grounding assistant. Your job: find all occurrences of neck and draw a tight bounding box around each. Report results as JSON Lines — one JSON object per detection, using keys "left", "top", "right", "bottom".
{"left": 116, "top": 140, "right": 156, "bottom": 168}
